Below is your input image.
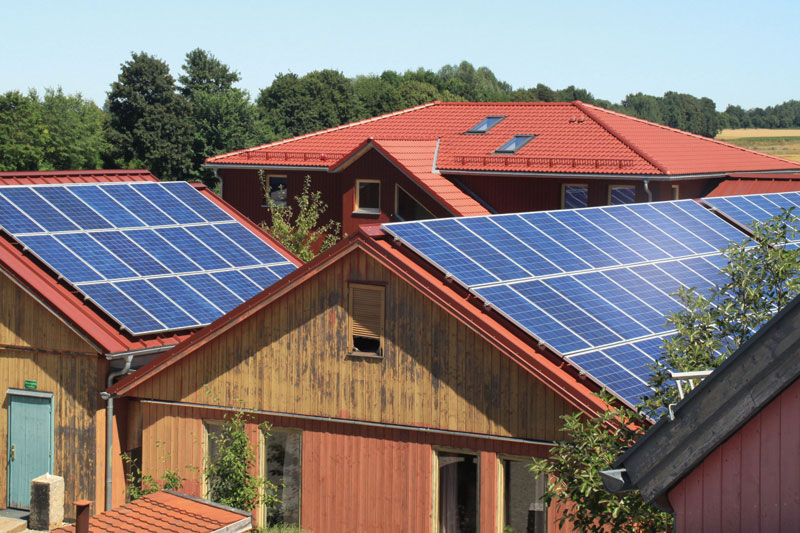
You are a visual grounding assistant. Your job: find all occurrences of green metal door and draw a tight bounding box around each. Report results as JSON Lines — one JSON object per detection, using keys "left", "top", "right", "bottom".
{"left": 7, "top": 391, "right": 53, "bottom": 510}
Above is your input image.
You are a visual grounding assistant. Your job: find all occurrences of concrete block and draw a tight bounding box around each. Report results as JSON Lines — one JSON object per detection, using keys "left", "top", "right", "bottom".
{"left": 0, "top": 517, "right": 26, "bottom": 533}
{"left": 29, "top": 474, "right": 64, "bottom": 531}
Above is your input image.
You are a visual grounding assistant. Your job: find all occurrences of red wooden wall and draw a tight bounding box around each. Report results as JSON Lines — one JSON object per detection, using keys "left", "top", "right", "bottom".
{"left": 141, "top": 402, "right": 573, "bottom": 532}
{"left": 668, "top": 377, "right": 800, "bottom": 532}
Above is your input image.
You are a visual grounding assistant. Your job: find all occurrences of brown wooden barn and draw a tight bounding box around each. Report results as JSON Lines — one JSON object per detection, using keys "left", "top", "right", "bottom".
{"left": 0, "top": 170, "right": 300, "bottom": 519}
{"left": 108, "top": 224, "right": 619, "bottom": 532}
{"left": 204, "top": 101, "right": 800, "bottom": 235}
{"left": 607, "top": 292, "right": 800, "bottom": 532}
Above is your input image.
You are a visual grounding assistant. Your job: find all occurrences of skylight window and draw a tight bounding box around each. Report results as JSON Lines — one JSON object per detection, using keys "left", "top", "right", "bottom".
{"left": 467, "top": 115, "right": 505, "bottom": 134}
{"left": 495, "top": 135, "right": 535, "bottom": 154}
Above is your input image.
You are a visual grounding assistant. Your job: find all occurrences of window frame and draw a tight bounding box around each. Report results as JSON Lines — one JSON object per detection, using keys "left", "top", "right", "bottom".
{"left": 202, "top": 419, "right": 227, "bottom": 498}
{"left": 495, "top": 134, "right": 535, "bottom": 154}
{"left": 497, "top": 454, "right": 549, "bottom": 533}
{"left": 466, "top": 115, "right": 506, "bottom": 134}
{"left": 394, "top": 184, "right": 434, "bottom": 221}
{"left": 561, "top": 183, "right": 589, "bottom": 209}
{"left": 432, "top": 447, "right": 481, "bottom": 533}
{"left": 262, "top": 174, "right": 288, "bottom": 208}
{"left": 672, "top": 184, "right": 680, "bottom": 200}
{"left": 354, "top": 179, "right": 381, "bottom": 215}
{"left": 259, "top": 425, "right": 303, "bottom": 528}
{"left": 347, "top": 281, "right": 386, "bottom": 358}
{"left": 608, "top": 184, "right": 636, "bottom": 205}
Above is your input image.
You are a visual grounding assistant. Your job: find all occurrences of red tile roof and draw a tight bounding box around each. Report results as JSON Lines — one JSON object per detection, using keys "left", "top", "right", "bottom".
{"left": 706, "top": 172, "right": 800, "bottom": 197}
{"left": 0, "top": 169, "right": 159, "bottom": 184}
{"left": 207, "top": 101, "right": 800, "bottom": 177}
{"left": 52, "top": 491, "right": 251, "bottom": 532}
{"left": 0, "top": 180, "right": 302, "bottom": 354}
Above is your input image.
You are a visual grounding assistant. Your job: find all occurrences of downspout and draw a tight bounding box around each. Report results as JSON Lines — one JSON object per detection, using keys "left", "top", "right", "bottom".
{"left": 99, "top": 354, "right": 134, "bottom": 511}
{"left": 643, "top": 178, "right": 653, "bottom": 202}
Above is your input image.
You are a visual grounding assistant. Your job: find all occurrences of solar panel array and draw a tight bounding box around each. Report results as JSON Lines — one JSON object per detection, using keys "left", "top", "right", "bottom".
{"left": 703, "top": 192, "right": 800, "bottom": 230}
{"left": 0, "top": 181, "right": 296, "bottom": 336}
{"left": 383, "top": 200, "right": 749, "bottom": 407}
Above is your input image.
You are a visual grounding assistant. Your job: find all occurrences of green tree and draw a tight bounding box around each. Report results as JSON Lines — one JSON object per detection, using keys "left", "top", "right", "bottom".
{"left": 39, "top": 88, "right": 108, "bottom": 170}
{"left": 204, "top": 411, "right": 279, "bottom": 512}
{"left": 178, "top": 48, "right": 241, "bottom": 98}
{"left": 530, "top": 392, "right": 672, "bottom": 532}
{"left": 106, "top": 52, "right": 195, "bottom": 179}
{"left": 0, "top": 90, "right": 45, "bottom": 171}
{"left": 531, "top": 211, "right": 800, "bottom": 532}
{"left": 260, "top": 173, "right": 341, "bottom": 261}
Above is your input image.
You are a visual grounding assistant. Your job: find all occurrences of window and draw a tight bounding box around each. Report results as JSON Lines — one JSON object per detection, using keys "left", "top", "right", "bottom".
{"left": 500, "top": 458, "right": 547, "bottom": 533}
{"left": 395, "top": 185, "right": 434, "bottom": 221}
{"left": 355, "top": 179, "right": 380, "bottom": 214}
{"left": 672, "top": 185, "right": 680, "bottom": 200}
{"left": 203, "top": 420, "right": 226, "bottom": 497}
{"left": 496, "top": 135, "right": 535, "bottom": 154}
{"left": 609, "top": 185, "right": 636, "bottom": 205}
{"left": 435, "top": 451, "right": 478, "bottom": 533}
{"left": 262, "top": 175, "right": 288, "bottom": 207}
{"left": 348, "top": 283, "right": 385, "bottom": 355}
{"left": 562, "top": 184, "right": 588, "bottom": 209}
{"left": 466, "top": 115, "right": 505, "bottom": 134}
{"left": 262, "top": 428, "right": 302, "bottom": 526}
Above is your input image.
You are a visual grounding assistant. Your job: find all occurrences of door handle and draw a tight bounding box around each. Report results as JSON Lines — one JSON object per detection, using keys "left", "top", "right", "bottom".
{"left": 9, "top": 444, "right": 14, "bottom": 461}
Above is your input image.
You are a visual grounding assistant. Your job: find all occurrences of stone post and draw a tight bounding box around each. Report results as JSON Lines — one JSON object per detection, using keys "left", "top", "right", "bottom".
{"left": 29, "top": 473, "right": 64, "bottom": 531}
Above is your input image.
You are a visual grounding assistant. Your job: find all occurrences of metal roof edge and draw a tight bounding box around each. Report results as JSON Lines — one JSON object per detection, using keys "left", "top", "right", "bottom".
{"left": 612, "top": 294, "right": 800, "bottom": 508}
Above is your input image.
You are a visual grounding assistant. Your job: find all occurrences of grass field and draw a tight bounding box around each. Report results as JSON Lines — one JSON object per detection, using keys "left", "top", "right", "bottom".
{"left": 716, "top": 129, "right": 800, "bottom": 163}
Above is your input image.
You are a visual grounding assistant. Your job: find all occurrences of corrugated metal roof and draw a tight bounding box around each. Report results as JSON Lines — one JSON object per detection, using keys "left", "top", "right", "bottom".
{"left": 207, "top": 102, "right": 800, "bottom": 177}
{"left": 706, "top": 173, "right": 800, "bottom": 197}
{"left": 52, "top": 491, "right": 251, "bottom": 532}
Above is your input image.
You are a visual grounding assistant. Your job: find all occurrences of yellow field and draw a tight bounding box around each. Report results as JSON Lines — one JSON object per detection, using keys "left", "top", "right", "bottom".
{"left": 716, "top": 129, "right": 800, "bottom": 163}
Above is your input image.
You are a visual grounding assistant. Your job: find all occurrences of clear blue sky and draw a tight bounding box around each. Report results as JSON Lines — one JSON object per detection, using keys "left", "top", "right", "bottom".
{"left": 1, "top": 0, "right": 797, "bottom": 111}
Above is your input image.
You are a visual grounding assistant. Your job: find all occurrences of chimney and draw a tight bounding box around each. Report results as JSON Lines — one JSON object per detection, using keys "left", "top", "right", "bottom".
{"left": 73, "top": 500, "right": 92, "bottom": 533}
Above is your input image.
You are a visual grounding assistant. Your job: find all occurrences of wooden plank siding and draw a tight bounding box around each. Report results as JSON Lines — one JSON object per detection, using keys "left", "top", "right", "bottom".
{"left": 140, "top": 401, "right": 568, "bottom": 533}
{"left": 0, "top": 273, "right": 100, "bottom": 516}
{"left": 131, "top": 248, "right": 572, "bottom": 442}
{"left": 668, "top": 377, "right": 800, "bottom": 532}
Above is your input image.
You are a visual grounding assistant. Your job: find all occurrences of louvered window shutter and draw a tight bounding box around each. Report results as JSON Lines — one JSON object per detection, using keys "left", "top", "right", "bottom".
{"left": 349, "top": 283, "right": 385, "bottom": 353}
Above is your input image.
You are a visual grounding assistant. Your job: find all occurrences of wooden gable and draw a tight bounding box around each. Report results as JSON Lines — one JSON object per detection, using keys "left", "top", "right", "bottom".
{"left": 130, "top": 247, "right": 572, "bottom": 442}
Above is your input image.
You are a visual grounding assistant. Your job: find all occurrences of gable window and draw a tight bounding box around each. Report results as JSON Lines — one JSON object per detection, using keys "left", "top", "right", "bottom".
{"left": 348, "top": 282, "right": 385, "bottom": 356}
{"left": 562, "top": 183, "right": 588, "bottom": 209}
{"left": 261, "top": 428, "right": 302, "bottom": 526}
{"left": 672, "top": 184, "right": 680, "bottom": 200}
{"left": 262, "top": 175, "right": 288, "bottom": 207}
{"left": 495, "top": 135, "right": 535, "bottom": 154}
{"left": 395, "top": 185, "right": 434, "bottom": 221}
{"left": 355, "top": 179, "right": 380, "bottom": 214}
{"left": 466, "top": 115, "right": 505, "bottom": 134}
{"left": 609, "top": 185, "right": 636, "bottom": 205}
{"left": 500, "top": 458, "right": 548, "bottom": 533}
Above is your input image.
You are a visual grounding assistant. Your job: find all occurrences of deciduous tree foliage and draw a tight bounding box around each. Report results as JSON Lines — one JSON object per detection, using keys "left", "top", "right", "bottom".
{"left": 531, "top": 211, "right": 800, "bottom": 532}
{"left": 106, "top": 52, "right": 195, "bottom": 179}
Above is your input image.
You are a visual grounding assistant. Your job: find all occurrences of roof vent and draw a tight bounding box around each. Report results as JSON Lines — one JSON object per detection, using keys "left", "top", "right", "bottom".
{"left": 466, "top": 116, "right": 505, "bottom": 134}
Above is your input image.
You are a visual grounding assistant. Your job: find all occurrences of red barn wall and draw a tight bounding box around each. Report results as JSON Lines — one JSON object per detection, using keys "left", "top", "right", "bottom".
{"left": 668, "top": 377, "right": 800, "bottom": 532}
{"left": 140, "top": 401, "right": 571, "bottom": 532}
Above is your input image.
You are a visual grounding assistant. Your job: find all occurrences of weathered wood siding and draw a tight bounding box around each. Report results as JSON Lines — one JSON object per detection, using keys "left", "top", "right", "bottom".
{"left": 0, "top": 273, "right": 100, "bottom": 514}
{"left": 668, "top": 377, "right": 800, "bottom": 532}
{"left": 140, "top": 402, "right": 571, "bottom": 532}
{"left": 133, "top": 248, "right": 571, "bottom": 442}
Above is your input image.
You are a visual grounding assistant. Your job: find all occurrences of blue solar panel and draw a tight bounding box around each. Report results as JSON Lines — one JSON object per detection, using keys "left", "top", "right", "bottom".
{"left": 383, "top": 198, "right": 757, "bottom": 407}
{"left": 0, "top": 181, "right": 297, "bottom": 336}
{"left": 705, "top": 193, "right": 800, "bottom": 231}
{"left": 0, "top": 188, "right": 79, "bottom": 232}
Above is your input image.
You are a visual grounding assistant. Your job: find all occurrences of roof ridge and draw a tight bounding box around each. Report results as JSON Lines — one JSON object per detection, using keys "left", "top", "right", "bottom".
{"left": 579, "top": 102, "right": 800, "bottom": 168}
{"left": 436, "top": 101, "right": 576, "bottom": 107}
{"left": 0, "top": 169, "right": 154, "bottom": 177}
{"left": 207, "top": 101, "right": 440, "bottom": 162}
{"left": 574, "top": 101, "right": 668, "bottom": 174}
